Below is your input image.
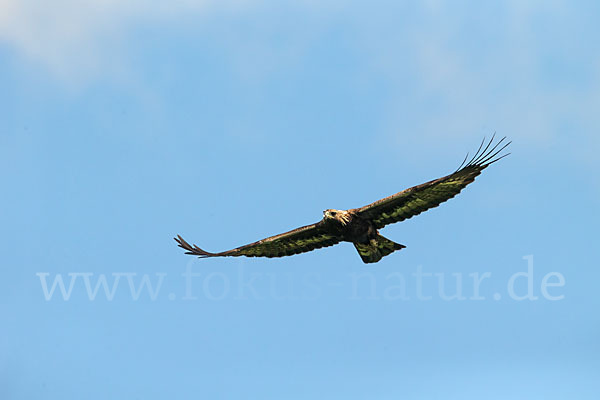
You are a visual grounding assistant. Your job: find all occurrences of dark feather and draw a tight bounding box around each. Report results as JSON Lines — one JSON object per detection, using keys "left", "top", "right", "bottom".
{"left": 175, "top": 221, "right": 341, "bottom": 259}
{"left": 352, "top": 136, "right": 510, "bottom": 229}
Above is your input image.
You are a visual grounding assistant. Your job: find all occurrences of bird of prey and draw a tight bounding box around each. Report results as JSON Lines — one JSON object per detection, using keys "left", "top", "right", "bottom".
{"left": 175, "top": 136, "right": 510, "bottom": 263}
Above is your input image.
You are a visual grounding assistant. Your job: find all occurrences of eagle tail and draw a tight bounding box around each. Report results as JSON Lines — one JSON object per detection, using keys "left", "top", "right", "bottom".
{"left": 353, "top": 235, "right": 405, "bottom": 264}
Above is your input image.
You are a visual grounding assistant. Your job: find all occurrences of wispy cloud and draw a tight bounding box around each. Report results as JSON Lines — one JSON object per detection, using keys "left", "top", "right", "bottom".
{"left": 1, "top": 0, "right": 598, "bottom": 161}
{"left": 349, "top": 1, "right": 600, "bottom": 161}
{"left": 0, "top": 0, "right": 254, "bottom": 82}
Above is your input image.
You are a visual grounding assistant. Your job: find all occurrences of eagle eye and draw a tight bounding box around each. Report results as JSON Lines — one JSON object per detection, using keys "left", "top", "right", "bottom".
{"left": 330, "top": 211, "right": 337, "bottom": 216}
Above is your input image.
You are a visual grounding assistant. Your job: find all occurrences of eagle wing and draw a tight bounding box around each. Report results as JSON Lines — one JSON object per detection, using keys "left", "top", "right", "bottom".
{"left": 353, "top": 136, "right": 510, "bottom": 229}
{"left": 175, "top": 221, "right": 341, "bottom": 259}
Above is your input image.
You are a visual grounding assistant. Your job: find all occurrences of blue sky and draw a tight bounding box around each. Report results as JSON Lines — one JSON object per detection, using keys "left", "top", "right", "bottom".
{"left": 1, "top": 1, "right": 599, "bottom": 399}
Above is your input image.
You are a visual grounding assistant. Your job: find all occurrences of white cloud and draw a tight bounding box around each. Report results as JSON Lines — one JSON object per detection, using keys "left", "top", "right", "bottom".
{"left": 0, "top": 0, "right": 255, "bottom": 82}
{"left": 351, "top": 1, "right": 600, "bottom": 162}
{"left": 1, "top": 0, "right": 598, "bottom": 163}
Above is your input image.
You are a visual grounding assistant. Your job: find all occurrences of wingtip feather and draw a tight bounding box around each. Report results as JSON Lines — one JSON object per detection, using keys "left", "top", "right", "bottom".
{"left": 174, "top": 234, "right": 215, "bottom": 258}
{"left": 461, "top": 135, "right": 511, "bottom": 170}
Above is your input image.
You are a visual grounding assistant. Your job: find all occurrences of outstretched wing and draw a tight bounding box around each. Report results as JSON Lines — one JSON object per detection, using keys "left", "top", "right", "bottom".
{"left": 353, "top": 135, "right": 510, "bottom": 229}
{"left": 175, "top": 221, "right": 341, "bottom": 259}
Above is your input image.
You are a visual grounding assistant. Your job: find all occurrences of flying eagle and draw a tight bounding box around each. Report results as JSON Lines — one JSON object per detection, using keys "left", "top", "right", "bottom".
{"left": 175, "top": 136, "right": 510, "bottom": 263}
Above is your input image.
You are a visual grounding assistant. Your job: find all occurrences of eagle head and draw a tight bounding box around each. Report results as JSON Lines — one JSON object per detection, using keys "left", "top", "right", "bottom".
{"left": 323, "top": 209, "right": 351, "bottom": 225}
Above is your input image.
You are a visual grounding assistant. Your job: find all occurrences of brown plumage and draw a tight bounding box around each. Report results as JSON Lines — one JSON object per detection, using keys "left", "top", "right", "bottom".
{"left": 175, "top": 136, "right": 510, "bottom": 263}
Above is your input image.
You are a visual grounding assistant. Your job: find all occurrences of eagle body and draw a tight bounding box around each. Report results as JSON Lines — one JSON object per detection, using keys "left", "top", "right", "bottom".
{"left": 176, "top": 136, "right": 510, "bottom": 264}
{"left": 321, "top": 209, "right": 403, "bottom": 263}
{"left": 321, "top": 209, "right": 372, "bottom": 241}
